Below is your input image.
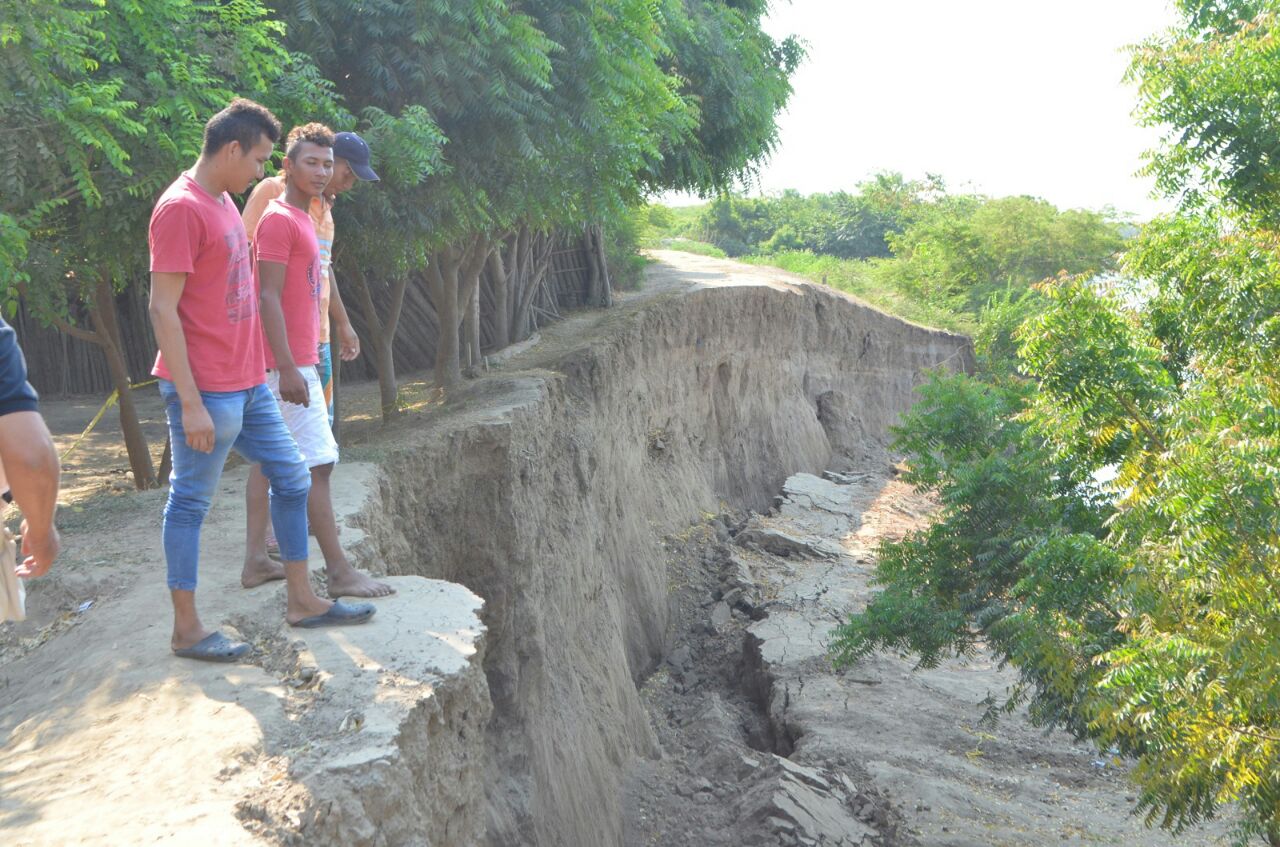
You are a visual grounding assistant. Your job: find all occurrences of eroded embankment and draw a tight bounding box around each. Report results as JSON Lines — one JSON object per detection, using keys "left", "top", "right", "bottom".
{"left": 353, "top": 263, "right": 972, "bottom": 846}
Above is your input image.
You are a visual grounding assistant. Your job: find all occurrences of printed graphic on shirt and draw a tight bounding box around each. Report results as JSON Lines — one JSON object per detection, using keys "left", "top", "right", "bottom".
{"left": 223, "top": 228, "right": 255, "bottom": 324}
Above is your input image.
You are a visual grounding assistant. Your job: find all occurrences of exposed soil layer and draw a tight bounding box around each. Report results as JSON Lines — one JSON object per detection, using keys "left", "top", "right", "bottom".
{"left": 350, "top": 252, "right": 971, "bottom": 844}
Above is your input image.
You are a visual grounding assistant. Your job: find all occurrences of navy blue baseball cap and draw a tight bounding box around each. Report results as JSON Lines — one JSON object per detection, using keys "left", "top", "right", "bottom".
{"left": 332, "top": 132, "right": 379, "bottom": 181}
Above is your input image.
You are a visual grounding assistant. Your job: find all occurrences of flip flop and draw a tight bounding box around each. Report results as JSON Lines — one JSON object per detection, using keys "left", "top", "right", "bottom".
{"left": 290, "top": 600, "right": 376, "bottom": 629}
{"left": 173, "top": 631, "right": 251, "bottom": 663}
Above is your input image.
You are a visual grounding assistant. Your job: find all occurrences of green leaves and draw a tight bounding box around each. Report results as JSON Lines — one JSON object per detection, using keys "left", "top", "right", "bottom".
{"left": 1, "top": 0, "right": 328, "bottom": 304}
{"left": 1128, "top": 3, "right": 1280, "bottom": 220}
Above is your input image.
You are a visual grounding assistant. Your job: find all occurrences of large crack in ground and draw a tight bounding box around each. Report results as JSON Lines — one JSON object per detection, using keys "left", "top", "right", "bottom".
{"left": 624, "top": 466, "right": 1230, "bottom": 847}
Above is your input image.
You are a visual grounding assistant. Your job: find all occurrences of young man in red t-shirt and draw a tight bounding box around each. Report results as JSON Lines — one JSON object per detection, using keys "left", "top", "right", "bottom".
{"left": 241, "top": 124, "right": 395, "bottom": 601}
{"left": 149, "top": 101, "right": 374, "bottom": 662}
{"left": 240, "top": 126, "right": 392, "bottom": 599}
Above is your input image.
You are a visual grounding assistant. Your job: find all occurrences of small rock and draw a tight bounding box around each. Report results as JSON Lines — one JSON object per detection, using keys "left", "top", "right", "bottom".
{"left": 735, "top": 526, "right": 834, "bottom": 559}
{"left": 722, "top": 556, "right": 755, "bottom": 591}
{"left": 775, "top": 756, "right": 832, "bottom": 791}
{"left": 667, "top": 645, "right": 692, "bottom": 670}
{"left": 338, "top": 710, "right": 365, "bottom": 733}
{"left": 695, "top": 777, "right": 714, "bottom": 793}
{"left": 721, "top": 587, "right": 744, "bottom": 606}
{"left": 710, "top": 519, "right": 730, "bottom": 542}
{"left": 709, "top": 601, "right": 732, "bottom": 633}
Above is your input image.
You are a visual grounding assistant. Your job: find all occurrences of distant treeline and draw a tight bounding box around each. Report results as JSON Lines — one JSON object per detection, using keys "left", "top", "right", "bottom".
{"left": 648, "top": 176, "right": 1128, "bottom": 331}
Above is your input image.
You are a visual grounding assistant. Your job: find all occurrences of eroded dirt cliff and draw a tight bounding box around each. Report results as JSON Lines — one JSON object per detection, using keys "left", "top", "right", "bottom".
{"left": 352, "top": 252, "right": 972, "bottom": 845}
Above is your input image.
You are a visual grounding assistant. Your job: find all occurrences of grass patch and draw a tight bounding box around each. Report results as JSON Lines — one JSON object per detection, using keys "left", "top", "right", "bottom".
{"left": 742, "top": 251, "right": 975, "bottom": 334}
{"left": 651, "top": 237, "right": 727, "bottom": 258}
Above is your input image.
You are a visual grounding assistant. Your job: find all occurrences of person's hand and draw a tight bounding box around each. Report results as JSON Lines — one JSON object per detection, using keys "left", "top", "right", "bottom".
{"left": 181, "top": 399, "right": 216, "bottom": 453}
{"left": 278, "top": 366, "right": 310, "bottom": 406}
{"left": 16, "top": 518, "right": 59, "bottom": 578}
{"left": 338, "top": 323, "right": 360, "bottom": 361}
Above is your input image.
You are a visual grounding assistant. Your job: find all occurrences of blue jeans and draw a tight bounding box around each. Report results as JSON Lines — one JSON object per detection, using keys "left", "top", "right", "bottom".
{"left": 159, "top": 380, "right": 311, "bottom": 590}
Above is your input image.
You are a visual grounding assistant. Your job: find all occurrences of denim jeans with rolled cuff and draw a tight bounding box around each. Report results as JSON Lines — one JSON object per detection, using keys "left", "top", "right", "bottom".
{"left": 158, "top": 380, "right": 311, "bottom": 591}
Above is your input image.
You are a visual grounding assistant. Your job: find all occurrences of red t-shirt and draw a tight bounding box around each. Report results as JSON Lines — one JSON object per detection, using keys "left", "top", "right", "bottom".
{"left": 253, "top": 199, "right": 321, "bottom": 369}
{"left": 149, "top": 173, "right": 265, "bottom": 391}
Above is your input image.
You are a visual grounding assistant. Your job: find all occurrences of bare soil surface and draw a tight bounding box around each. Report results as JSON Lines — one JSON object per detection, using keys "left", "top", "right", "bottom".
{"left": 2, "top": 250, "right": 1236, "bottom": 845}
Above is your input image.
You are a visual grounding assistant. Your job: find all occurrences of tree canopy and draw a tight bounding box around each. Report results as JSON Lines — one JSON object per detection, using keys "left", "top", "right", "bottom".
{"left": 3, "top": 0, "right": 802, "bottom": 421}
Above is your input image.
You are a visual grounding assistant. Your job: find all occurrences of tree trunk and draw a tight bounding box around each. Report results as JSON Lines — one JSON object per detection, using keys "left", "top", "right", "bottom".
{"left": 488, "top": 248, "right": 511, "bottom": 349}
{"left": 157, "top": 436, "right": 172, "bottom": 486}
{"left": 427, "top": 237, "right": 492, "bottom": 389}
{"left": 584, "top": 228, "right": 602, "bottom": 306}
{"left": 346, "top": 263, "right": 407, "bottom": 422}
{"left": 376, "top": 332, "right": 397, "bottom": 418}
{"left": 465, "top": 281, "right": 481, "bottom": 369}
{"left": 591, "top": 224, "right": 612, "bottom": 307}
{"left": 89, "top": 275, "right": 156, "bottom": 489}
{"left": 512, "top": 232, "right": 554, "bottom": 342}
{"left": 427, "top": 251, "right": 463, "bottom": 389}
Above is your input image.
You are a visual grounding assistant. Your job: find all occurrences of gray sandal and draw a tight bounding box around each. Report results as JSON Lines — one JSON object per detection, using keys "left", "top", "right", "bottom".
{"left": 173, "top": 631, "right": 251, "bottom": 663}
{"left": 290, "top": 600, "right": 376, "bottom": 629}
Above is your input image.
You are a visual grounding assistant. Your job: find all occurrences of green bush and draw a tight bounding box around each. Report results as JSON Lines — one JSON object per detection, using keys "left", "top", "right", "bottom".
{"left": 743, "top": 251, "right": 975, "bottom": 334}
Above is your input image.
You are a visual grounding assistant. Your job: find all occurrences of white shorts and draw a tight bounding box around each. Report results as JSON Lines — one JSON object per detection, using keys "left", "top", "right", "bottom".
{"left": 267, "top": 366, "right": 339, "bottom": 468}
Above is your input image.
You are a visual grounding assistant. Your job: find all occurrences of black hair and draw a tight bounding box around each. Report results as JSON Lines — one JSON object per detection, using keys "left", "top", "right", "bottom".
{"left": 285, "top": 122, "right": 335, "bottom": 161}
{"left": 201, "top": 98, "right": 282, "bottom": 156}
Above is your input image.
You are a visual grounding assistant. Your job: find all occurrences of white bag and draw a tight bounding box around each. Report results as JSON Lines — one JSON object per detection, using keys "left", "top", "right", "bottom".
{"left": 1, "top": 529, "right": 25, "bottom": 623}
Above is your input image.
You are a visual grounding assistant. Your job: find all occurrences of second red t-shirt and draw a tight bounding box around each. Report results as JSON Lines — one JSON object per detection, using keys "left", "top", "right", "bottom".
{"left": 253, "top": 199, "right": 322, "bottom": 370}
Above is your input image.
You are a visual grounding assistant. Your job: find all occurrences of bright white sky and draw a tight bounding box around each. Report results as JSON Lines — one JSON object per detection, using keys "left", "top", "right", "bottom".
{"left": 669, "top": 0, "right": 1180, "bottom": 219}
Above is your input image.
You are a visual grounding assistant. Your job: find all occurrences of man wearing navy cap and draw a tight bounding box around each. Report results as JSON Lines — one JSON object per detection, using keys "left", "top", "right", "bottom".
{"left": 241, "top": 130, "right": 393, "bottom": 599}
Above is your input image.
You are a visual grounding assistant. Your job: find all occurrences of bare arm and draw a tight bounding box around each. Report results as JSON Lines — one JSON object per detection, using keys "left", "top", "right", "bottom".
{"left": 327, "top": 267, "right": 360, "bottom": 361}
{"left": 0, "top": 411, "right": 60, "bottom": 576}
{"left": 149, "top": 271, "right": 216, "bottom": 453}
{"left": 259, "top": 261, "right": 309, "bottom": 406}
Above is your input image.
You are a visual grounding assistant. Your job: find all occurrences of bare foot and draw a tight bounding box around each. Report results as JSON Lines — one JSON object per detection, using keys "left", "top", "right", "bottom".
{"left": 326, "top": 564, "right": 396, "bottom": 598}
{"left": 285, "top": 594, "right": 334, "bottom": 626}
{"left": 241, "top": 555, "right": 287, "bottom": 589}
